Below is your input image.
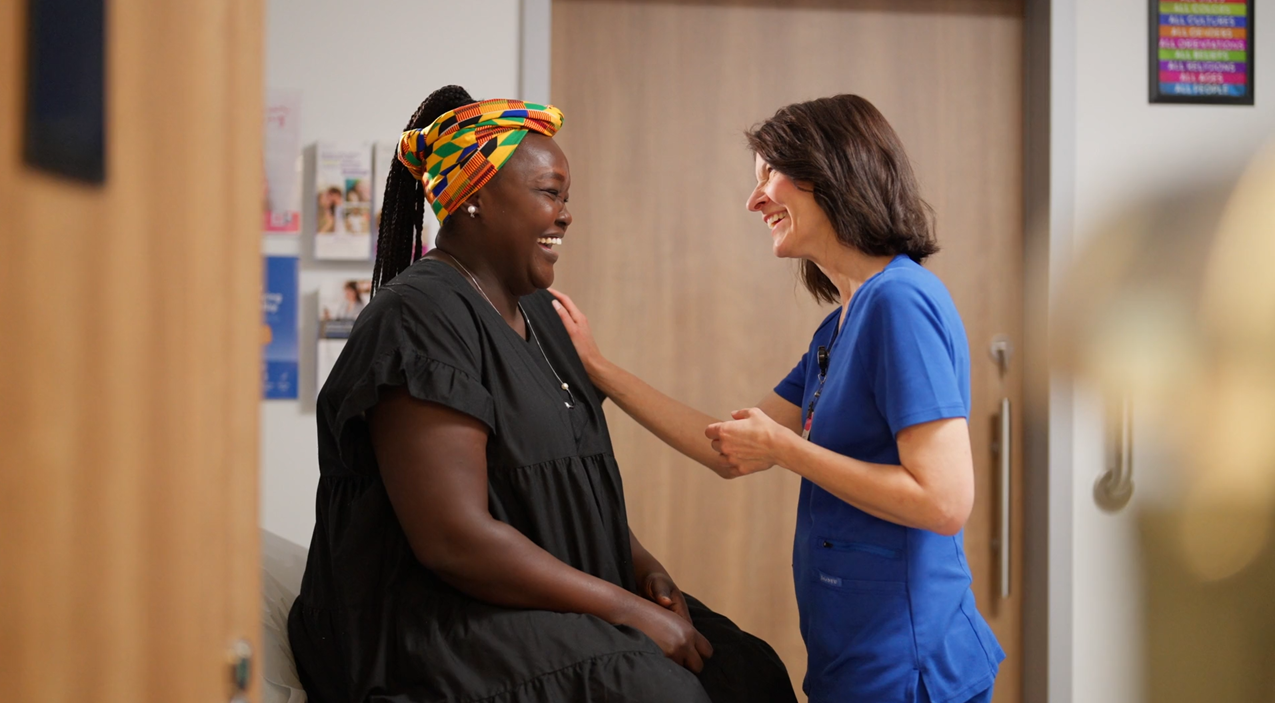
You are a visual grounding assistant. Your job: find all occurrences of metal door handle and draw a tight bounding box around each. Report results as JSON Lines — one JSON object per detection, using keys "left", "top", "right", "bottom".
{"left": 988, "top": 336, "right": 1012, "bottom": 599}
{"left": 998, "top": 397, "right": 1011, "bottom": 599}
{"left": 1094, "top": 395, "right": 1134, "bottom": 512}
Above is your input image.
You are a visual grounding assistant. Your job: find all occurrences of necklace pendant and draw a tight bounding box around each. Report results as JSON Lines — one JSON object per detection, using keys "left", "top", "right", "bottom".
{"left": 564, "top": 401, "right": 572, "bottom": 408}
{"left": 561, "top": 383, "right": 569, "bottom": 390}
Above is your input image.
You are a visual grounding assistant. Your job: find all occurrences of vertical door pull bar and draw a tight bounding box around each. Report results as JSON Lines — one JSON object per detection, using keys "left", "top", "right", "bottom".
{"left": 998, "top": 397, "right": 1011, "bottom": 599}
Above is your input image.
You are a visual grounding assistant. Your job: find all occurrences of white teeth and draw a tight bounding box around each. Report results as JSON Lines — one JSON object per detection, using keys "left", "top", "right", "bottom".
{"left": 766, "top": 212, "right": 788, "bottom": 227}
{"left": 537, "top": 237, "right": 563, "bottom": 246}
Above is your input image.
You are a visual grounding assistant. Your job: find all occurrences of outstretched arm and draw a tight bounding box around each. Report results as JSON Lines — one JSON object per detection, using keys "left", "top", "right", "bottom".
{"left": 706, "top": 409, "right": 975, "bottom": 535}
{"left": 550, "top": 288, "right": 802, "bottom": 478}
{"left": 369, "top": 388, "right": 713, "bottom": 671}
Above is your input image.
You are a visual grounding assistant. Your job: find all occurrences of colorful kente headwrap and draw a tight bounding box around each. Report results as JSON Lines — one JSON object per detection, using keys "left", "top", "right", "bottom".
{"left": 397, "top": 99, "right": 565, "bottom": 224}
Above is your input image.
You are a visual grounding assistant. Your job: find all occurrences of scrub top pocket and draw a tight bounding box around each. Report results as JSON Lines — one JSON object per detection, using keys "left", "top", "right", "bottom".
{"left": 802, "top": 565, "right": 915, "bottom": 703}
{"left": 813, "top": 535, "right": 908, "bottom": 585}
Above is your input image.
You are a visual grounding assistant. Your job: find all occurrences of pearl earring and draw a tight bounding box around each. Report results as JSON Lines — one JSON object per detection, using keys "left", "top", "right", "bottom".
{"left": 466, "top": 204, "right": 478, "bottom": 218}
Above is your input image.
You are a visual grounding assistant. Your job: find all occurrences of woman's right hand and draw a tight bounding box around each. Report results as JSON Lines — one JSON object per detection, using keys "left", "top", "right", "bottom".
{"left": 618, "top": 597, "right": 714, "bottom": 673}
{"left": 548, "top": 288, "right": 609, "bottom": 380}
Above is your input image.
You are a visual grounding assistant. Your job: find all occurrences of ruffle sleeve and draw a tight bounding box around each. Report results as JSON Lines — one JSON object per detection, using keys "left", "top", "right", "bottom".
{"left": 316, "top": 286, "right": 495, "bottom": 474}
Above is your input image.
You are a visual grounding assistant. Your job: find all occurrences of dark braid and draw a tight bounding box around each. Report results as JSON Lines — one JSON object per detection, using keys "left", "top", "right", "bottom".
{"left": 371, "top": 85, "right": 476, "bottom": 295}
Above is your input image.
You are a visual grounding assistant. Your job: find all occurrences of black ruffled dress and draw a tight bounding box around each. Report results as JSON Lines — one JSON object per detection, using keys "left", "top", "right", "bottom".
{"left": 288, "top": 259, "right": 796, "bottom": 703}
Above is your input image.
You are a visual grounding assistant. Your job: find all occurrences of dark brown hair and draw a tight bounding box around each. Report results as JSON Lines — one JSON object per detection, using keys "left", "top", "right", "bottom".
{"left": 746, "top": 94, "right": 938, "bottom": 304}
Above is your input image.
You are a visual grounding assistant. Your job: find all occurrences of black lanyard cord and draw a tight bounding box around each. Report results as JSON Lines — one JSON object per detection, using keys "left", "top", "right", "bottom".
{"left": 803, "top": 344, "right": 832, "bottom": 440}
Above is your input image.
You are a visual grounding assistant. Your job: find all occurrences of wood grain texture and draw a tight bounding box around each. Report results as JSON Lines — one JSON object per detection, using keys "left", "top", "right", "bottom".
{"left": 0, "top": 2, "right": 264, "bottom": 701}
{"left": 552, "top": 1, "right": 1024, "bottom": 698}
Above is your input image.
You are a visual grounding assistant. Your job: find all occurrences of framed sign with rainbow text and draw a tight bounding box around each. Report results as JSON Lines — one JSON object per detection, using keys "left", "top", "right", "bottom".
{"left": 1151, "top": 0, "right": 1255, "bottom": 105}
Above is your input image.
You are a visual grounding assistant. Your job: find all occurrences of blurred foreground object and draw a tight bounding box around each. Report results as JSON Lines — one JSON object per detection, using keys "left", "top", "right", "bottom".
{"left": 1059, "top": 141, "right": 1275, "bottom": 702}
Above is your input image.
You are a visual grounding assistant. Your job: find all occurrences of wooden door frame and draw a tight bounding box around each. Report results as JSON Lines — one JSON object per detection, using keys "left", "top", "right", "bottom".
{"left": 525, "top": 2, "right": 1058, "bottom": 702}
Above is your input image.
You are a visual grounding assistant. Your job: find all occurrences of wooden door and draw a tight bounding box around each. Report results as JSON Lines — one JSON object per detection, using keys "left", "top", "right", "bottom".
{"left": 0, "top": 2, "right": 264, "bottom": 702}
{"left": 551, "top": 0, "right": 1025, "bottom": 699}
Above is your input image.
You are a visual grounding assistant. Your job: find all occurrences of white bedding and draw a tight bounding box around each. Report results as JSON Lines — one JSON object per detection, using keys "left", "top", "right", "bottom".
{"left": 261, "top": 529, "right": 309, "bottom": 703}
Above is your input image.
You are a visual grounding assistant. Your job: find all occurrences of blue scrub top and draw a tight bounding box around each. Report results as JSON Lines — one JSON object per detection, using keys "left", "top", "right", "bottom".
{"left": 774, "top": 255, "right": 1004, "bottom": 703}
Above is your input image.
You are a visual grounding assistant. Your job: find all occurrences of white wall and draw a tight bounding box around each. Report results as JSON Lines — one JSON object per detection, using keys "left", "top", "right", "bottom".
{"left": 260, "top": 0, "right": 523, "bottom": 546}
{"left": 1050, "top": 2, "right": 1274, "bottom": 702}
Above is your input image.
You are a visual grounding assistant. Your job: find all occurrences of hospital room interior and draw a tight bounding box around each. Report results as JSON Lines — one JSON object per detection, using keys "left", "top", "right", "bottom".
{"left": 3, "top": 0, "right": 1274, "bottom": 701}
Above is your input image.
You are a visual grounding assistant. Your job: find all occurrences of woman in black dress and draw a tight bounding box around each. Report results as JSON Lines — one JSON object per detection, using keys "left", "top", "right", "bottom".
{"left": 287, "top": 86, "right": 796, "bottom": 703}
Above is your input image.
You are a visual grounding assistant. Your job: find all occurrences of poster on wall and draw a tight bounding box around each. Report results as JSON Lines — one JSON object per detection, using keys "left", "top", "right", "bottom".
{"left": 1151, "top": 0, "right": 1255, "bottom": 105}
{"left": 314, "top": 143, "right": 373, "bottom": 260}
{"left": 263, "top": 89, "right": 302, "bottom": 234}
{"left": 262, "top": 256, "right": 299, "bottom": 400}
{"left": 371, "top": 141, "right": 439, "bottom": 258}
{"left": 317, "top": 277, "right": 372, "bottom": 392}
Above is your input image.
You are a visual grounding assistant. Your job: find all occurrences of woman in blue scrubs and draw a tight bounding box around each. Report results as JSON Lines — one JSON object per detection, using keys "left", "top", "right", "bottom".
{"left": 550, "top": 94, "right": 1004, "bottom": 702}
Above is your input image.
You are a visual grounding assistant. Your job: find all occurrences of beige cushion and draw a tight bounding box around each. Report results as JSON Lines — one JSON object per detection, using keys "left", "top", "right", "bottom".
{"left": 261, "top": 529, "right": 308, "bottom": 703}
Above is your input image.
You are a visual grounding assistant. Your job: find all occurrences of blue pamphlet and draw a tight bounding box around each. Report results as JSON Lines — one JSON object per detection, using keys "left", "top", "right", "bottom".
{"left": 263, "top": 256, "right": 299, "bottom": 399}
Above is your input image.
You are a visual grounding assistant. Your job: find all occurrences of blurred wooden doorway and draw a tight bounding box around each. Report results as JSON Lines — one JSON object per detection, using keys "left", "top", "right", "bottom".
{"left": 0, "top": 2, "right": 264, "bottom": 702}
{"left": 551, "top": 0, "right": 1026, "bottom": 699}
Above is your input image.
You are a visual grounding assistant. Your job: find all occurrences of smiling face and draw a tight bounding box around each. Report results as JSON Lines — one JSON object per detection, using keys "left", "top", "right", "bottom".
{"left": 462, "top": 133, "right": 572, "bottom": 293}
{"left": 745, "top": 154, "right": 834, "bottom": 260}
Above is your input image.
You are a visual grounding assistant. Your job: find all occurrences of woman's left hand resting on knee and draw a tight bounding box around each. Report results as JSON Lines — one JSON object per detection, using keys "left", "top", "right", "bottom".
{"left": 631, "top": 532, "right": 693, "bottom": 623}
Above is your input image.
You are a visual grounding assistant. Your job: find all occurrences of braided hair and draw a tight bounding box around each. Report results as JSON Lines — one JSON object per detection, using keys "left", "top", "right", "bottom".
{"left": 371, "top": 85, "right": 476, "bottom": 295}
